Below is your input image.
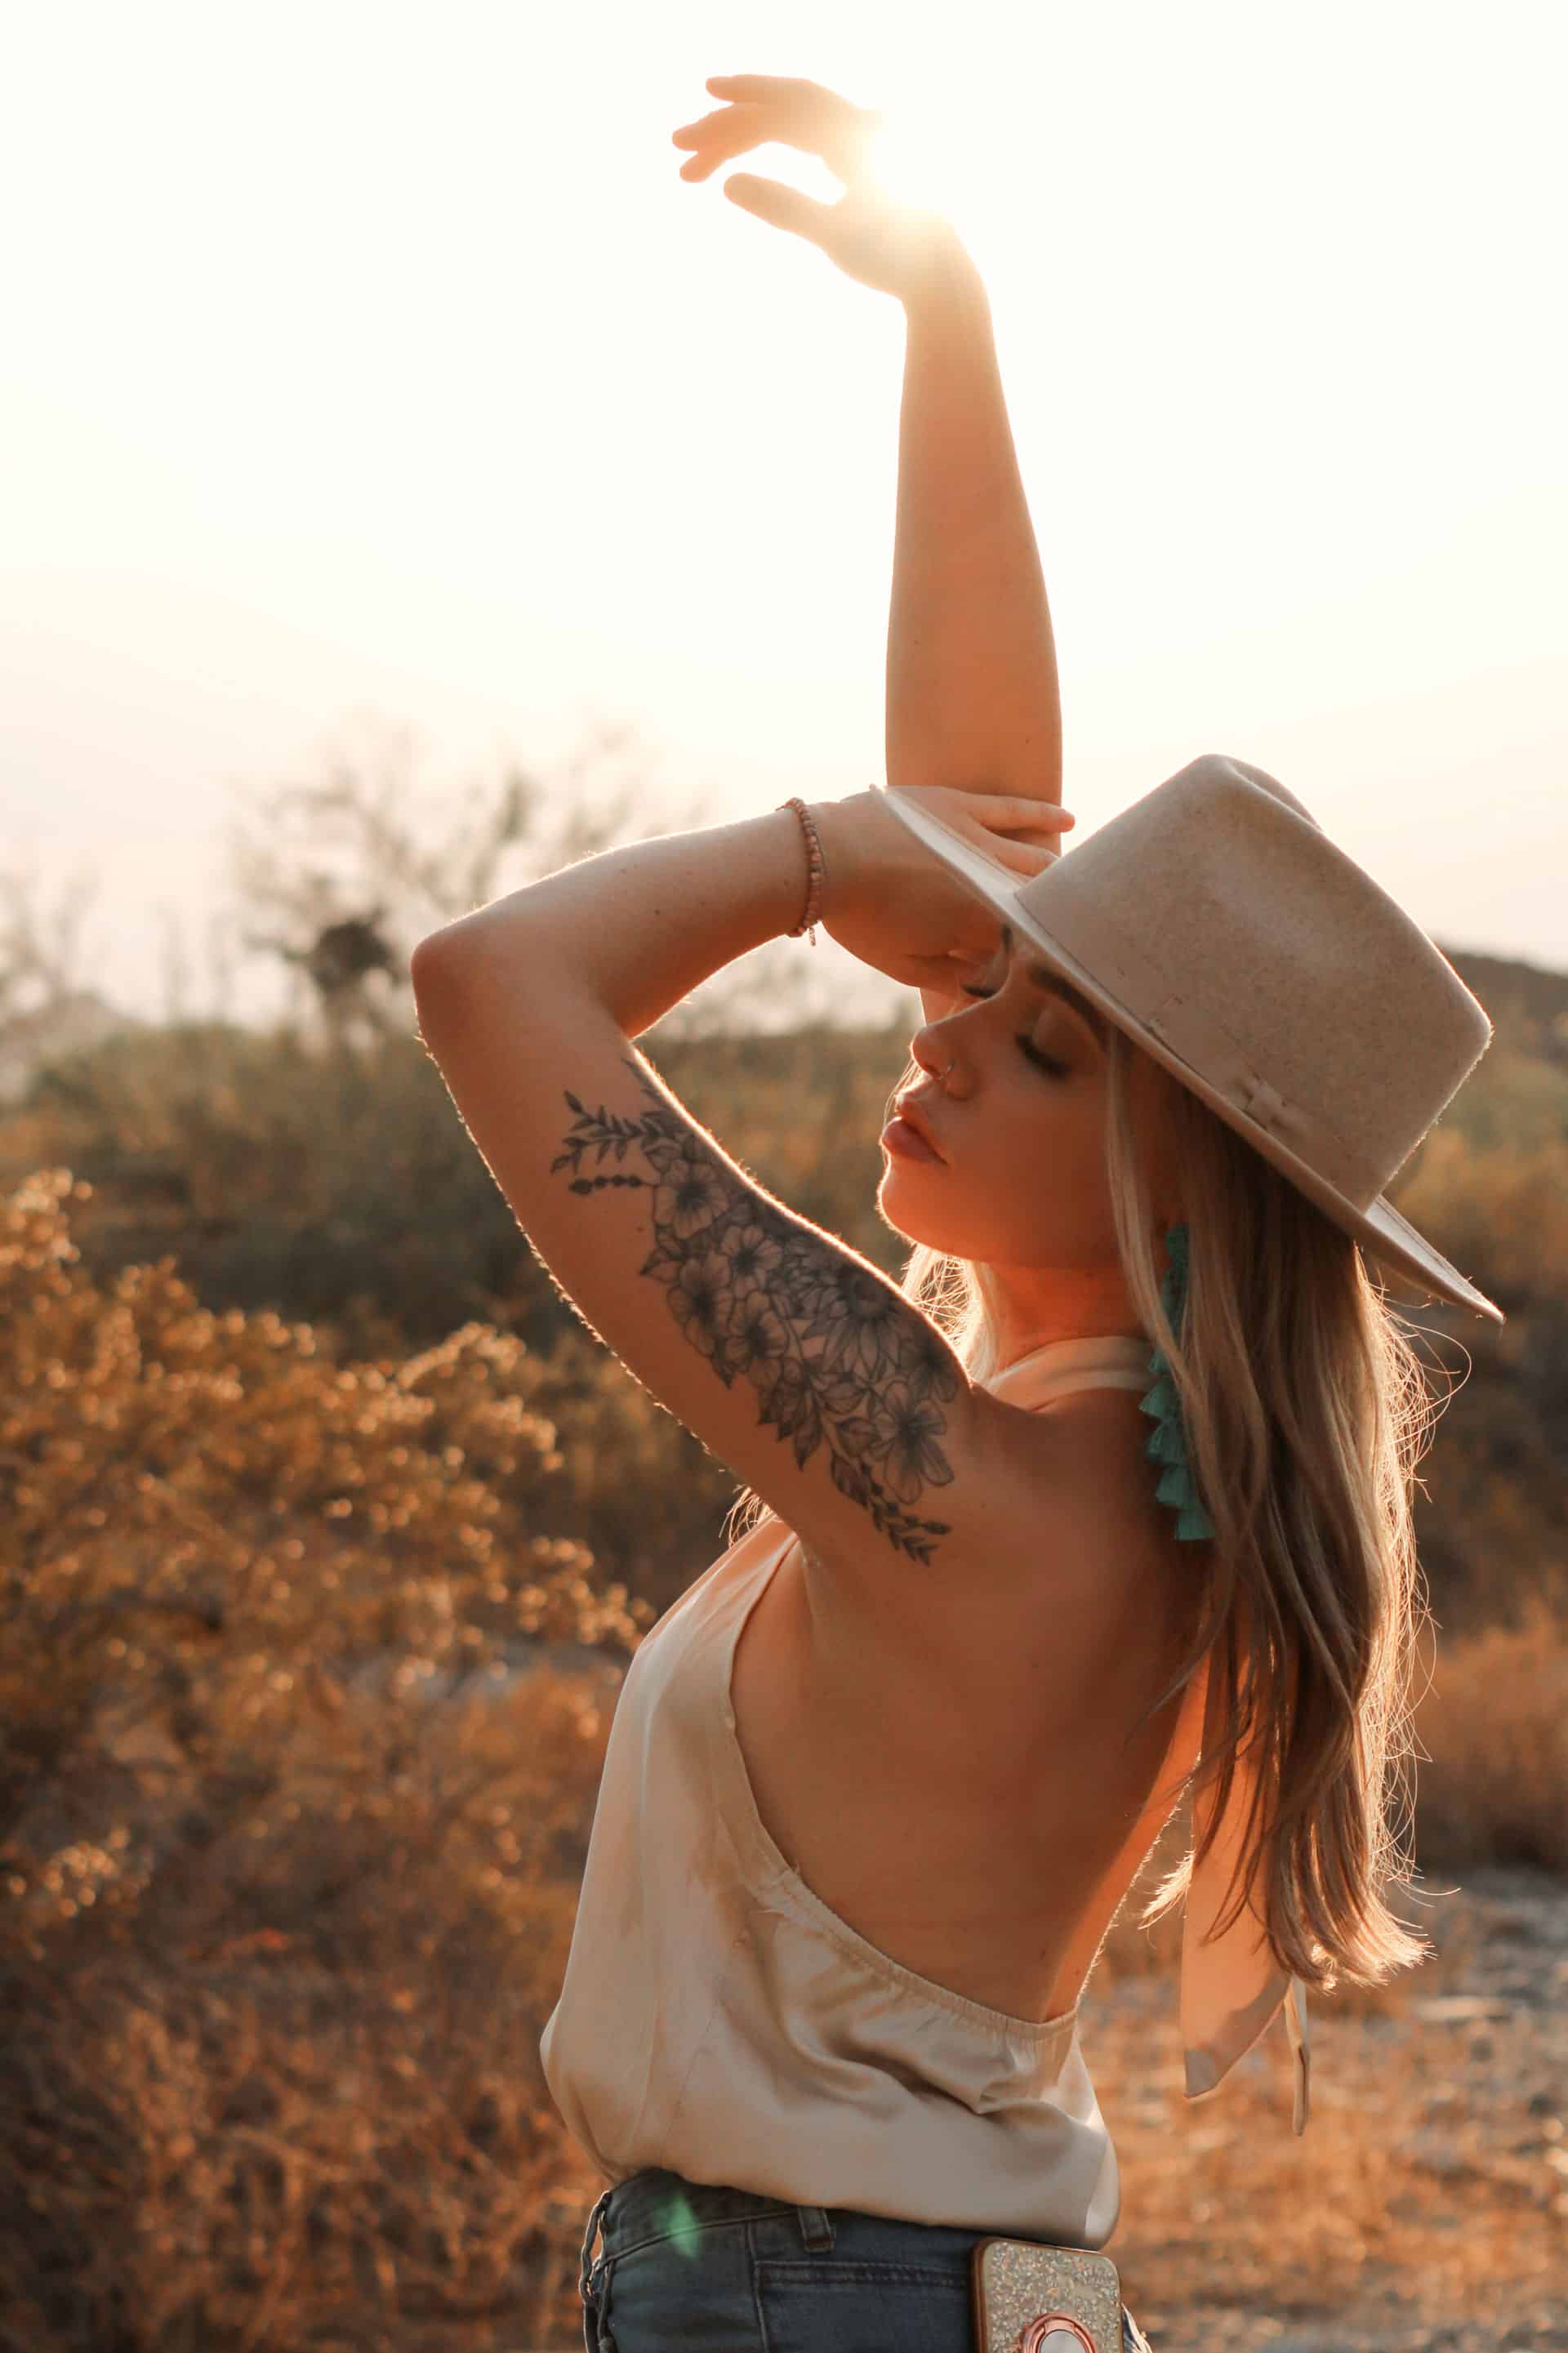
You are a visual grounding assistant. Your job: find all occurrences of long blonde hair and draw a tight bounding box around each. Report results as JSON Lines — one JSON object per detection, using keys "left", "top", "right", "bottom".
{"left": 724, "top": 1023, "right": 1445, "bottom": 1996}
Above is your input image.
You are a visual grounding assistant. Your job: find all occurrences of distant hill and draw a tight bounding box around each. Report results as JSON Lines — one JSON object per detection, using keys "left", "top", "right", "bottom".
{"left": 1441, "top": 947, "right": 1568, "bottom": 1063}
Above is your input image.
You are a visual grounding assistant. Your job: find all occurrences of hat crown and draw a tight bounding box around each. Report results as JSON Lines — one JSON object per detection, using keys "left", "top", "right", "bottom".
{"left": 1007, "top": 754, "right": 1490, "bottom": 1205}
{"left": 886, "top": 753, "right": 1502, "bottom": 1319}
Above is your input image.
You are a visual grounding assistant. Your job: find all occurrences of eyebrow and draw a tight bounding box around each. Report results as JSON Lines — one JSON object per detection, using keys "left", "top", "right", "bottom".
{"left": 999, "top": 924, "right": 1108, "bottom": 1046}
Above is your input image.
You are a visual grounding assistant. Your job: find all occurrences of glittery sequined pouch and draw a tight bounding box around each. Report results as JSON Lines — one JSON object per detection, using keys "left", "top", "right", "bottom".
{"left": 970, "top": 2234, "right": 1125, "bottom": 2353}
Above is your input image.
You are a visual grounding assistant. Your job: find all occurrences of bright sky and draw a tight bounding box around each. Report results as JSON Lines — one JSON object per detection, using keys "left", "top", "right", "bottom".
{"left": 5, "top": 0, "right": 1564, "bottom": 1032}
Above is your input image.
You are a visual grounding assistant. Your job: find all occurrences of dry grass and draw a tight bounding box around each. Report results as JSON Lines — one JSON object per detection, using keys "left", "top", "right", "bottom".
{"left": 1101, "top": 1979, "right": 1566, "bottom": 2351}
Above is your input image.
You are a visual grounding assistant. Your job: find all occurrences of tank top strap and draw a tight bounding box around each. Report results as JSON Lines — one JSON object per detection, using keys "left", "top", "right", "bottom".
{"left": 983, "top": 1331, "right": 1152, "bottom": 1409}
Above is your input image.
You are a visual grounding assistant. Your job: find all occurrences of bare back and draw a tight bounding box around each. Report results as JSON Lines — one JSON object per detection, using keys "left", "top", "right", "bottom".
{"left": 730, "top": 1381, "right": 1202, "bottom": 2022}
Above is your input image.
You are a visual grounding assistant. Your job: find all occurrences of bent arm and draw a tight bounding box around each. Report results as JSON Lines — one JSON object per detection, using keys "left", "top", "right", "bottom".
{"left": 886, "top": 243, "right": 1065, "bottom": 1022}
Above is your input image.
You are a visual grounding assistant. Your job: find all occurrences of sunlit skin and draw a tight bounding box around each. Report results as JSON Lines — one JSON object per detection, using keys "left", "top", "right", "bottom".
{"left": 879, "top": 927, "right": 1182, "bottom": 1370}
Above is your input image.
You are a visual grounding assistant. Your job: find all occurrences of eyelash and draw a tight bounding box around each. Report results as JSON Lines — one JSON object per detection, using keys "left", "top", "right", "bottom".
{"left": 956, "top": 982, "right": 1068, "bottom": 1078}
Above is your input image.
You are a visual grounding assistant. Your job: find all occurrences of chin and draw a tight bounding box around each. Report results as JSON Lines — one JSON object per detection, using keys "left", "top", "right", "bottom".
{"left": 875, "top": 1166, "right": 924, "bottom": 1244}
{"left": 875, "top": 1167, "right": 968, "bottom": 1257}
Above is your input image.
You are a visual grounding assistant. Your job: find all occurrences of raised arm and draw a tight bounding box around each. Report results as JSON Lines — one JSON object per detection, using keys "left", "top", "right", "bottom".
{"left": 888, "top": 254, "right": 1062, "bottom": 813}
{"left": 670, "top": 74, "right": 1069, "bottom": 1026}
{"left": 889, "top": 251, "right": 1066, "bottom": 1024}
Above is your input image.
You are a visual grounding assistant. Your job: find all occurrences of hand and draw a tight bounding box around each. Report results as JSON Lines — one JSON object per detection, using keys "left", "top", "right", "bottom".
{"left": 810, "top": 787, "right": 1074, "bottom": 992}
{"left": 672, "top": 74, "right": 970, "bottom": 304}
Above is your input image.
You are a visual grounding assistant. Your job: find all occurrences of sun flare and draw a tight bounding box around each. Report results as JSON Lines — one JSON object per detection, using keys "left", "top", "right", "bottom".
{"left": 860, "top": 100, "right": 998, "bottom": 233}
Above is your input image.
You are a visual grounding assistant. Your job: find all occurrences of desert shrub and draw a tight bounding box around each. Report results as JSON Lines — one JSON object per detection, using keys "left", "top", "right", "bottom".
{"left": 0, "top": 1666, "right": 616, "bottom": 2352}
{"left": 1396, "top": 1130, "right": 1568, "bottom": 1306}
{"left": 1405, "top": 1304, "right": 1568, "bottom": 1635}
{"left": 7, "top": 1015, "right": 914, "bottom": 1366}
{"left": 9, "top": 1020, "right": 520, "bottom": 1356}
{"left": 0, "top": 1165, "right": 646, "bottom": 1842}
{"left": 0, "top": 1167, "right": 644, "bottom": 2348}
{"left": 1408, "top": 1598, "right": 1568, "bottom": 1874}
{"left": 526, "top": 1321, "right": 740, "bottom": 1618}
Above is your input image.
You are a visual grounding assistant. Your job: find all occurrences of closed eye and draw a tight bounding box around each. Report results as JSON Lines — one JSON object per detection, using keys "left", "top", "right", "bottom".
{"left": 956, "top": 982, "right": 1068, "bottom": 1079}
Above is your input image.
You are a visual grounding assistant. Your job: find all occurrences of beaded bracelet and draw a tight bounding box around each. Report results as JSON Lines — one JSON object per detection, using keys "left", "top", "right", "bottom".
{"left": 778, "top": 796, "right": 826, "bottom": 947}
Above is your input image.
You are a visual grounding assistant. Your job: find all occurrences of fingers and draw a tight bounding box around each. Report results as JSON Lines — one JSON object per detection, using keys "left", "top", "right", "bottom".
{"left": 997, "top": 796, "right": 1075, "bottom": 830}
{"left": 674, "top": 74, "right": 873, "bottom": 185}
{"left": 966, "top": 799, "right": 1076, "bottom": 876}
{"left": 672, "top": 101, "right": 769, "bottom": 181}
{"left": 704, "top": 74, "right": 835, "bottom": 106}
{"left": 721, "top": 174, "right": 836, "bottom": 247}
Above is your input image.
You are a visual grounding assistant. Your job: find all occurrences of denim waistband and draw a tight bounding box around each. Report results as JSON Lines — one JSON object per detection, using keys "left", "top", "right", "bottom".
{"left": 588, "top": 2168, "right": 835, "bottom": 2269}
{"left": 579, "top": 2171, "right": 1152, "bottom": 2351}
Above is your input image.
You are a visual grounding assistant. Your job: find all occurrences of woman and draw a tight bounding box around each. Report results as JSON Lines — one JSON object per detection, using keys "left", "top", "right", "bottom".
{"left": 408, "top": 74, "right": 1503, "bottom": 2353}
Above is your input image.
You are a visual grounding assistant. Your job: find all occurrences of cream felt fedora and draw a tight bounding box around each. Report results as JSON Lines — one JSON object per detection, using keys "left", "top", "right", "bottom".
{"left": 884, "top": 753, "right": 1504, "bottom": 1326}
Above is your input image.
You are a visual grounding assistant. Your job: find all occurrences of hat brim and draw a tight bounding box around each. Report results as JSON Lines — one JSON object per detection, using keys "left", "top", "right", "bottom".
{"left": 884, "top": 788, "right": 1504, "bottom": 1328}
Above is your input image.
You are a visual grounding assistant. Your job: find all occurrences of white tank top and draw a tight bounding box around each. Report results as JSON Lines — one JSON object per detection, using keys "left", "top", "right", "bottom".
{"left": 541, "top": 1331, "right": 1309, "bottom": 2243}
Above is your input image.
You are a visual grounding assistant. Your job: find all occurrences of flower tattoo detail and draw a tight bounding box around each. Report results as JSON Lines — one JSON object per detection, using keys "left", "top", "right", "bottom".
{"left": 550, "top": 1061, "right": 959, "bottom": 1563}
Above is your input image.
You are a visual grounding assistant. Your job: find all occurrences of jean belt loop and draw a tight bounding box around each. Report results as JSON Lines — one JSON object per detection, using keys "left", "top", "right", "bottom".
{"left": 578, "top": 2184, "right": 615, "bottom": 2307}
{"left": 795, "top": 2201, "right": 835, "bottom": 2253}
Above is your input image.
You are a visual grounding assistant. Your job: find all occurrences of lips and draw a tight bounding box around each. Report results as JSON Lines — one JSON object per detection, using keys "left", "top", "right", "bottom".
{"left": 892, "top": 1095, "right": 945, "bottom": 1161}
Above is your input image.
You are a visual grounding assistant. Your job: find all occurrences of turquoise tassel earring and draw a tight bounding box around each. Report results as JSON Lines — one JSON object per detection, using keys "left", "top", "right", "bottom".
{"left": 1139, "top": 1222, "right": 1216, "bottom": 1542}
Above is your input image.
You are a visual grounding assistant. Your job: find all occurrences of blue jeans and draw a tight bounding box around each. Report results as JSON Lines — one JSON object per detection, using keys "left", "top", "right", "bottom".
{"left": 577, "top": 2167, "right": 1155, "bottom": 2351}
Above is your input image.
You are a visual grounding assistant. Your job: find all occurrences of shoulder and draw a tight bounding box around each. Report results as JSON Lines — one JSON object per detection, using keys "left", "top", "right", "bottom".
{"left": 970, "top": 1381, "right": 1191, "bottom": 1606}
{"left": 976, "top": 1377, "right": 1152, "bottom": 1504}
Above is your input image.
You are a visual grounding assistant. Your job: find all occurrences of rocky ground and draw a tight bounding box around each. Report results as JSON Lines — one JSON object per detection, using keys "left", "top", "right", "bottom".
{"left": 1099, "top": 1864, "right": 1568, "bottom": 2353}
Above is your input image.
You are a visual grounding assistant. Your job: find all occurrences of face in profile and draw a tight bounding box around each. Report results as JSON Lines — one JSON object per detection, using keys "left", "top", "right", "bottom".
{"left": 878, "top": 928, "right": 1175, "bottom": 1286}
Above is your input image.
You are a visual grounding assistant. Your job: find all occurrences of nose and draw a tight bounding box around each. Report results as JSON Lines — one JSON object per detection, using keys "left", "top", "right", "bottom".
{"left": 911, "top": 1031, "right": 950, "bottom": 1087}
{"left": 911, "top": 1014, "right": 964, "bottom": 1091}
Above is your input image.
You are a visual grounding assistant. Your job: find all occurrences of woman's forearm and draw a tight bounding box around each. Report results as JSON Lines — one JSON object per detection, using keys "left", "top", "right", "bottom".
{"left": 412, "top": 805, "right": 831, "bottom": 1042}
{"left": 887, "top": 246, "right": 1063, "bottom": 809}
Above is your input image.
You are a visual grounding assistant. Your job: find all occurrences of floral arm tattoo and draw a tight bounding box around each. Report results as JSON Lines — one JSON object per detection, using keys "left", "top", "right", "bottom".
{"left": 550, "top": 1060, "right": 960, "bottom": 1564}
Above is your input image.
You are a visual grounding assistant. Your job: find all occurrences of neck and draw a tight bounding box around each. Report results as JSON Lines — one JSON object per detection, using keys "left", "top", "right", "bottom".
{"left": 982, "top": 1264, "right": 1145, "bottom": 1370}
